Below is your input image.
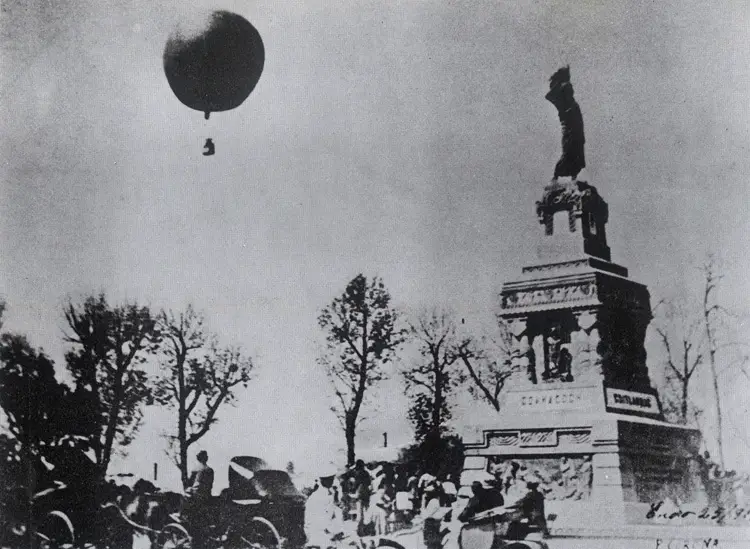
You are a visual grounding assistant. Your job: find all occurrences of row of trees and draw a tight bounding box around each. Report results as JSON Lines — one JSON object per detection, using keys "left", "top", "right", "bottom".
{"left": 319, "top": 266, "right": 749, "bottom": 469}
{"left": 2, "top": 262, "right": 745, "bottom": 481}
{"left": 0, "top": 296, "right": 253, "bottom": 487}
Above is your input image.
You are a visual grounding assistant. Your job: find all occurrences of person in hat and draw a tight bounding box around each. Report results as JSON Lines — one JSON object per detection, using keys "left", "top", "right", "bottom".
{"left": 305, "top": 477, "right": 338, "bottom": 548}
{"left": 458, "top": 481, "right": 504, "bottom": 522}
{"left": 184, "top": 450, "right": 215, "bottom": 549}
{"left": 421, "top": 488, "right": 449, "bottom": 549}
{"left": 186, "top": 450, "right": 214, "bottom": 499}
{"left": 351, "top": 459, "right": 373, "bottom": 533}
{"left": 370, "top": 484, "right": 393, "bottom": 535}
{"left": 506, "top": 475, "right": 547, "bottom": 539}
{"left": 440, "top": 474, "right": 458, "bottom": 506}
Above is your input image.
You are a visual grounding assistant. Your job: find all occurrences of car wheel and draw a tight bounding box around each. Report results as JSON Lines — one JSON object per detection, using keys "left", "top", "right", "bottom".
{"left": 236, "top": 516, "right": 282, "bottom": 549}
{"left": 162, "top": 522, "right": 191, "bottom": 549}
{"left": 36, "top": 510, "right": 75, "bottom": 548}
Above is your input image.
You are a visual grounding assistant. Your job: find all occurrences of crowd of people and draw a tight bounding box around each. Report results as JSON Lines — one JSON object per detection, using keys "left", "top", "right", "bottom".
{"left": 303, "top": 458, "right": 547, "bottom": 549}
{"left": 305, "top": 459, "right": 460, "bottom": 537}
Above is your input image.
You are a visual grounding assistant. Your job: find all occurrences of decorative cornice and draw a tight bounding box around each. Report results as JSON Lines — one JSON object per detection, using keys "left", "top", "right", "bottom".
{"left": 500, "top": 272, "right": 651, "bottom": 315}
{"left": 522, "top": 257, "right": 628, "bottom": 278}
{"left": 501, "top": 280, "right": 597, "bottom": 310}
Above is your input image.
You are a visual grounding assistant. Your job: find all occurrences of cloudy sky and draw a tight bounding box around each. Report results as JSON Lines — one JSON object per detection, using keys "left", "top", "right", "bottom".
{"left": 2, "top": 0, "right": 750, "bottom": 489}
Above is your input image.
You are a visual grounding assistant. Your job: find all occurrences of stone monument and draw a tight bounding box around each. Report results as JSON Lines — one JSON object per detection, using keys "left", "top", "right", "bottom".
{"left": 462, "top": 69, "right": 704, "bottom": 531}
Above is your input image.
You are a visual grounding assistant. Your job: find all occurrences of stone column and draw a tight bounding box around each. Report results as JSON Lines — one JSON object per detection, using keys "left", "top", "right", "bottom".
{"left": 508, "top": 317, "right": 534, "bottom": 385}
{"left": 532, "top": 333, "right": 545, "bottom": 382}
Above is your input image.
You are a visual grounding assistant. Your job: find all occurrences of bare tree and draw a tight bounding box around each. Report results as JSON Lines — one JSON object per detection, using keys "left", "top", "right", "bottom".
{"left": 317, "top": 274, "right": 404, "bottom": 466}
{"left": 155, "top": 306, "right": 253, "bottom": 488}
{"left": 652, "top": 300, "right": 705, "bottom": 424}
{"left": 455, "top": 321, "right": 513, "bottom": 411}
{"left": 699, "top": 257, "right": 750, "bottom": 468}
{"left": 403, "top": 310, "right": 462, "bottom": 442}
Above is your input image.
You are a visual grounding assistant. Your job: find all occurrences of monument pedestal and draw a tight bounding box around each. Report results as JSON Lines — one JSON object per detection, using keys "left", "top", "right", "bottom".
{"left": 463, "top": 181, "right": 703, "bottom": 531}
{"left": 464, "top": 399, "right": 702, "bottom": 528}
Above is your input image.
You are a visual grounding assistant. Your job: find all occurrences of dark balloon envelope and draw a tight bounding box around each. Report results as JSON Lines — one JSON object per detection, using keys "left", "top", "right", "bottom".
{"left": 163, "top": 11, "right": 264, "bottom": 119}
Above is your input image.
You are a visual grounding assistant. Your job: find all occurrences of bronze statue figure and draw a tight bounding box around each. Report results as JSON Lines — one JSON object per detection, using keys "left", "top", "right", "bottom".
{"left": 546, "top": 66, "right": 585, "bottom": 181}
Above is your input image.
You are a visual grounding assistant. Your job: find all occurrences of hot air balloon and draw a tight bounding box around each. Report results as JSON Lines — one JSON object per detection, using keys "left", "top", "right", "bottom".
{"left": 163, "top": 10, "right": 265, "bottom": 154}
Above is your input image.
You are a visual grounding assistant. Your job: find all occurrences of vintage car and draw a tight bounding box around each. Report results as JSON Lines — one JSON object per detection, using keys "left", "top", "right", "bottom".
{"left": 151, "top": 456, "right": 307, "bottom": 549}
{"left": 455, "top": 508, "right": 549, "bottom": 549}
{"left": 0, "top": 445, "right": 102, "bottom": 548}
{"left": 220, "top": 456, "right": 307, "bottom": 548}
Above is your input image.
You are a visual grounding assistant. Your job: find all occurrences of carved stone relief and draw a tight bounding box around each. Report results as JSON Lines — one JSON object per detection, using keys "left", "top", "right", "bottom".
{"left": 488, "top": 455, "right": 593, "bottom": 501}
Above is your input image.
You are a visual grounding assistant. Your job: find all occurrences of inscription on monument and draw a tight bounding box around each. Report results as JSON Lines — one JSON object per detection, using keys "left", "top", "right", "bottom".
{"left": 605, "top": 388, "right": 659, "bottom": 415}
{"left": 512, "top": 387, "right": 594, "bottom": 411}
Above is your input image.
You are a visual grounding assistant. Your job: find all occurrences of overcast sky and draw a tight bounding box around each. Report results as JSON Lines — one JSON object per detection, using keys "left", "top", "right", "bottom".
{"left": 2, "top": 0, "right": 750, "bottom": 490}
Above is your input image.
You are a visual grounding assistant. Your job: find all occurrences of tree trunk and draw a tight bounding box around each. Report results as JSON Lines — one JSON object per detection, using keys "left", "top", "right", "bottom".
{"left": 346, "top": 306, "right": 368, "bottom": 467}
{"left": 101, "top": 370, "right": 125, "bottom": 477}
{"left": 345, "top": 415, "right": 356, "bottom": 467}
{"left": 707, "top": 340, "right": 724, "bottom": 467}
{"left": 681, "top": 380, "right": 688, "bottom": 424}
{"left": 87, "top": 349, "right": 104, "bottom": 471}
{"left": 180, "top": 442, "right": 189, "bottom": 488}
{"left": 178, "top": 426, "right": 189, "bottom": 489}
{"left": 703, "top": 273, "right": 725, "bottom": 468}
{"left": 432, "top": 360, "right": 443, "bottom": 440}
{"left": 177, "top": 348, "right": 188, "bottom": 488}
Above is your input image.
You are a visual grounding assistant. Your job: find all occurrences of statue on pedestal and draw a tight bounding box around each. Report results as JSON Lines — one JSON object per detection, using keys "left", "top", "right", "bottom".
{"left": 526, "top": 347, "right": 537, "bottom": 384}
{"left": 546, "top": 66, "right": 585, "bottom": 181}
{"left": 557, "top": 344, "right": 574, "bottom": 382}
{"left": 542, "top": 325, "right": 562, "bottom": 381}
{"left": 541, "top": 323, "right": 574, "bottom": 383}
